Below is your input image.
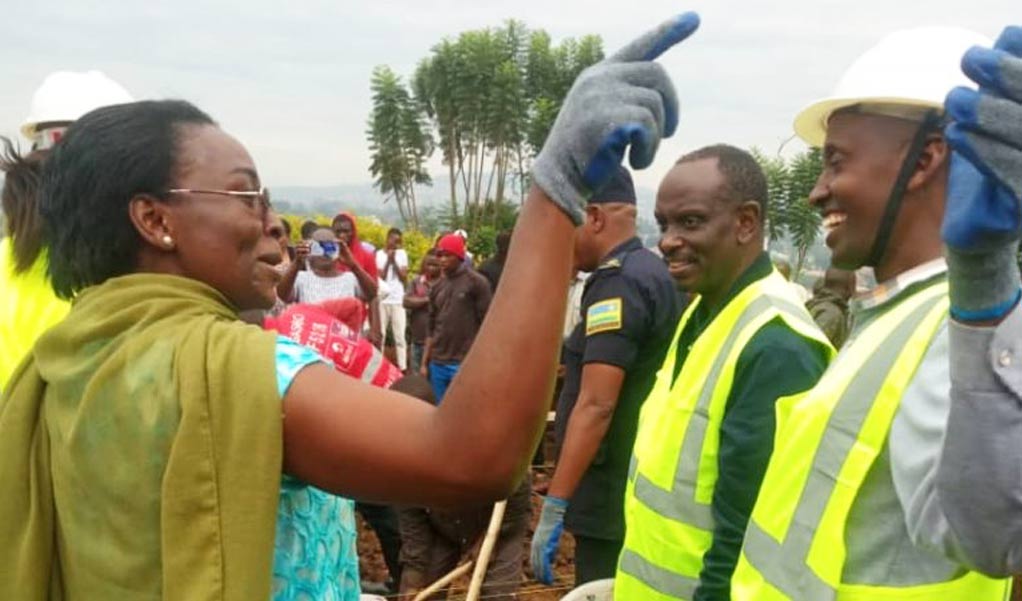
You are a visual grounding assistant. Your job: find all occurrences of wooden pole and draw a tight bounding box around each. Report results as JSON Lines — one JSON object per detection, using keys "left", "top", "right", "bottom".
{"left": 411, "top": 561, "right": 474, "bottom": 601}
{"left": 465, "top": 500, "right": 508, "bottom": 601}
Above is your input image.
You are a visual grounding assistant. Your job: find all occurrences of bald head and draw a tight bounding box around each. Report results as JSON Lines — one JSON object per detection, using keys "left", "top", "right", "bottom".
{"left": 594, "top": 201, "right": 637, "bottom": 221}
{"left": 675, "top": 144, "right": 768, "bottom": 225}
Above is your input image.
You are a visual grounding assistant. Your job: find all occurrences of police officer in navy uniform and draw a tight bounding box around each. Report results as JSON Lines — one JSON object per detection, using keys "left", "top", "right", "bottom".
{"left": 530, "top": 166, "right": 683, "bottom": 586}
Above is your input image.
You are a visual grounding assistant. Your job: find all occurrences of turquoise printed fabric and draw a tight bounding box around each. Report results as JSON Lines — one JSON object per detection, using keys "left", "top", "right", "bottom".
{"left": 272, "top": 336, "right": 361, "bottom": 600}
{"left": 275, "top": 335, "right": 325, "bottom": 397}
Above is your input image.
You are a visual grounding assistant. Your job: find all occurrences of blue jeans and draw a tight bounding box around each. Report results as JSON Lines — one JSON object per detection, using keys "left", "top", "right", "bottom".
{"left": 428, "top": 361, "right": 460, "bottom": 404}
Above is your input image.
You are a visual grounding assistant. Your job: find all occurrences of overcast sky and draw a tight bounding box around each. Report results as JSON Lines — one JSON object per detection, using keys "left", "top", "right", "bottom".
{"left": 0, "top": 1, "right": 1015, "bottom": 192}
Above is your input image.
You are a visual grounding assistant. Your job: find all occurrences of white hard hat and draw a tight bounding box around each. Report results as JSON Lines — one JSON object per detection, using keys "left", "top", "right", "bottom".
{"left": 21, "top": 70, "right": 134, "bottom": 140}
{"left": 794, "top": 27, "right": 992, "bottom": 147}
{"left": 560, "top": 578, "right": 614, "bottom": 601}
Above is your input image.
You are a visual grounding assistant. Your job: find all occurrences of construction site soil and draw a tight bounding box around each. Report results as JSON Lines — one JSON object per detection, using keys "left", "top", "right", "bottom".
{"left": 358, "top": 485, "right": 576, "bottom": 601}
{"left": 357, "top": 426, "right": 577, "bottom": 600}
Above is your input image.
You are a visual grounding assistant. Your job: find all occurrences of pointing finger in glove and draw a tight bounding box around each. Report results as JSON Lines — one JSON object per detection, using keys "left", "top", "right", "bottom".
{"left": 531, "top": 13, "right": 701, "bottom": 225}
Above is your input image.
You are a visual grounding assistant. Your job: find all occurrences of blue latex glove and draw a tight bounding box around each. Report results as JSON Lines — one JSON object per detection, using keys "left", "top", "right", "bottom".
{"left": 529, "top": 495, "right": 568, "bottom": 585}
{"left": 943, "top": 26, "right": 1022, "bottom": 320}
{"left": 531, "top": 13, "right": 700, "bottom": 225}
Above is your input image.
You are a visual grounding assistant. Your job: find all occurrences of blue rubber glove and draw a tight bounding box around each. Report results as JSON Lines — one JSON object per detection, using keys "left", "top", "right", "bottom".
{"left": 531, "top": 13, "right": 700, "bottom": 225}
{"left": 529, "top": 495, "right": 568, "bottom": 585}
{"left": 943, "top": 26, "right": 1022, "bottom": 321}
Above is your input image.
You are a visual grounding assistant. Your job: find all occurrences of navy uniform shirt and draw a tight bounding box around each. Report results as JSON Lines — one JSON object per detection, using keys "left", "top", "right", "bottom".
{"left": 555, "top": 237, "right": 683, "bottom": 541}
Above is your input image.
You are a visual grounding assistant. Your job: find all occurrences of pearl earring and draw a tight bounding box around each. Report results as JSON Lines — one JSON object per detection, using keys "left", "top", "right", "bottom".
{"left": 161, "top": 235, "right": 174, "bottom": 247}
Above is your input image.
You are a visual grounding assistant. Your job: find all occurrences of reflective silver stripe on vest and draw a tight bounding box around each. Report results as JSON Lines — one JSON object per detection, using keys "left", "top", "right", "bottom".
{"left": 631, "top": 294, "right": 816, "bottom": 530}
{"left": 619, "top": 549, "right": 699, "bottom": 599}
{"left": 360, "top": 348, "right": 384, "bottom": 384}
{"left": 740, "top": 290, "right": 945, "bottom": 601}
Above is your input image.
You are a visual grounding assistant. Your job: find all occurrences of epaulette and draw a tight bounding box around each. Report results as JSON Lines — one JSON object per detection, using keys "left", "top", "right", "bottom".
{"left": 598, "top": 257, "right": 622, "bottom": 271}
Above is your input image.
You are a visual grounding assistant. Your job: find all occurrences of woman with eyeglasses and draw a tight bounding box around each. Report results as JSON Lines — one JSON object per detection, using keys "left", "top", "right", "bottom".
{"left": 0, "top": 98, "right": 576, "bottom": 600}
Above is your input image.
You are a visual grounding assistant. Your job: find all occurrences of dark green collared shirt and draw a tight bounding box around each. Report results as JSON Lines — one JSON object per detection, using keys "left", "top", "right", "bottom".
{"left": 672, "top": 252, "right": 830, "bottom": 601}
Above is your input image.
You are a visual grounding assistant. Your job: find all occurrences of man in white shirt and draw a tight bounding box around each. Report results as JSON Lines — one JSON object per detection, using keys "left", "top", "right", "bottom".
{"left": 376, "top": 227, "right": 410, "bottom": 371}
{"left": 563, "top": 271, "right": 589, "bottom": 340}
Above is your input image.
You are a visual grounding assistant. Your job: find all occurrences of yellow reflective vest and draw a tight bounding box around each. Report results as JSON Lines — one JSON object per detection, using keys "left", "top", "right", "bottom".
{"left": 615, "top": 270, "right": 833, "bottom": 600}
{"left": 1, "top": 238, "right": 69, "bottom": 390}
{"left": 731, "top": 278, "right": 1010, "bottom": 601}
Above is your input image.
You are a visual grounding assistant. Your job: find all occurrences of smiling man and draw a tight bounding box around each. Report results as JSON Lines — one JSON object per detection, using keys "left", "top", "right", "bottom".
{"left": 731, "top": 27, "right": 1012, "bottom": 601}
{"left": 614, "top": 144, "right": 832, "bottom": 601}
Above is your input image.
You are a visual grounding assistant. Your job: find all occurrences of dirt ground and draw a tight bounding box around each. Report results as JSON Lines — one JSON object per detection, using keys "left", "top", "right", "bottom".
{"left": 357, "top": 427, "right": 577, "bottom": 600}
{"left": 357, "top": 486, "right": 576, "bottom": 600}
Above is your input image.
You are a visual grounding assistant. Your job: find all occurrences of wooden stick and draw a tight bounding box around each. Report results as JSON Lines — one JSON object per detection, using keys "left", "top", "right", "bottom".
{"left": 412, "top": 560, "right": 474, "bottom": 601}
{"left": 465, "top": 500, "right": 508, "bottom": 601}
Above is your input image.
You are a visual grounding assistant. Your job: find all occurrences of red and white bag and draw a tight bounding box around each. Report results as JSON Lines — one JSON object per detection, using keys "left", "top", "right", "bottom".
{"left": 265, "top": 300, "right": 402, "bottom": 388}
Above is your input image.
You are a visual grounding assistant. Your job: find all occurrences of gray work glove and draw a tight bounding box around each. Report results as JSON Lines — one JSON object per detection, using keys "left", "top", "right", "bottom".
{"left": 532, "top": 13, "right": 700, "bottom": 224}
{"left": 943, "top": 26, "right": 1022, "bottom": 321}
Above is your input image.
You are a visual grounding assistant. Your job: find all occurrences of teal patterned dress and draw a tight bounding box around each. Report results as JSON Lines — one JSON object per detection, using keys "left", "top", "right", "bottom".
{"left": 272, "top": 336, "right": 361, "bottom": 600}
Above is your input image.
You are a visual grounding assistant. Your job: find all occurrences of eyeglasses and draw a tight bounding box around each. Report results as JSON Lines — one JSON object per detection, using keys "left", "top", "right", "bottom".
{"left": 165, "top": 186, "right": 272, "bottom": 214}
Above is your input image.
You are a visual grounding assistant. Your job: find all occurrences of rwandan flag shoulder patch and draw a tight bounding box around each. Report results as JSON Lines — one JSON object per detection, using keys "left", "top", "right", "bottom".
{"left": 586, "top": 298, "right": 623, "bottom": 336}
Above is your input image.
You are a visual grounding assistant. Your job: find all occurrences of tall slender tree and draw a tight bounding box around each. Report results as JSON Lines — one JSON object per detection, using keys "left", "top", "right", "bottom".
{"left": 413, "top": 41, "right": 462, "bottom": 222}
{"left": 753, "top": 147, "right": 824, "bottom": 277}
{"left": 408, "top": 22, "right": 602, "bottom": 228}
{"left": 367, "top": 66, "right": 432, "bottom": 228}
{"left": 784, "top": 148, "right": 824, "bottom": 275}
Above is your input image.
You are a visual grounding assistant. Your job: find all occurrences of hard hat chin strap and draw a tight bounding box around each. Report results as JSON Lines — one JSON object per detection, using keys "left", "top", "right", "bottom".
{"left": 864, "top": 110, "right": 942, "bottom": 268}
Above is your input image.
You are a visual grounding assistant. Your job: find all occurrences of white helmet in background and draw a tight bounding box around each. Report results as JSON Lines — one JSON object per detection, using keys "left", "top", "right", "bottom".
{"left": 21, "top": 70, "right": 134, "bottom": 148}
{"left": 794, "top": 26, "right": 992, "bottom": 146}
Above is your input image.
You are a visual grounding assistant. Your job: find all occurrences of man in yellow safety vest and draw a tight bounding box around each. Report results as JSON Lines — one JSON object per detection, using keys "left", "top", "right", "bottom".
{"left": 1, "top": 70, "right": 133, "bottom": 390}
{"left": 731, "top": 27, "right": 1012, "bottom": 601}
{"left": 613, "top": 144, "right": 833, "bottom": 600}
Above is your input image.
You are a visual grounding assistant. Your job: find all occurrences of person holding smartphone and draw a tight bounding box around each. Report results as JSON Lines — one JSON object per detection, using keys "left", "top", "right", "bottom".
{"left": 278, "top": 227, "right": 367, "bottom": 305}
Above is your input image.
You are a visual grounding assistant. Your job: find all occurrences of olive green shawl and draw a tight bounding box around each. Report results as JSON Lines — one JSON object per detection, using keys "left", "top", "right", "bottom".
{"left": 0, "top": 274, "right": 282, "bottom": 600}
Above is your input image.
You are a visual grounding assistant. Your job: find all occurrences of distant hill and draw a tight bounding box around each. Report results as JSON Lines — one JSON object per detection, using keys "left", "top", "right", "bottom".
{"left": 273, "top": 173, "right": 659, "bottom": 233}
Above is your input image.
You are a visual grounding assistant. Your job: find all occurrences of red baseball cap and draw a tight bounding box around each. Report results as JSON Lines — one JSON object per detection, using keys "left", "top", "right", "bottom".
{"left": 436, "top": 233, "right": 466, "bottom": 260}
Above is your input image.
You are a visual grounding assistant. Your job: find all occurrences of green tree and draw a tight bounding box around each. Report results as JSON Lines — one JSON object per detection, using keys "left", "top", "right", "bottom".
{"left": 412, "top": 40, "right": 462, "bottom": 220}
{"left": 750, "top": 149, "right": 789, "bottom": 241}
{"left": 754, "top": 147, "right": 823, "bottom": 278}
{"left": 367, "top": 66, "right": 433, "bottom": 229}
{"left": 784, "top": 148, "right": 824, "bottom": 275}
{"left": 408, "top": 21, "right": 602, "bottom": 228}
{"left": 523, "top": 31, "right": 604, "bottom": 156}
